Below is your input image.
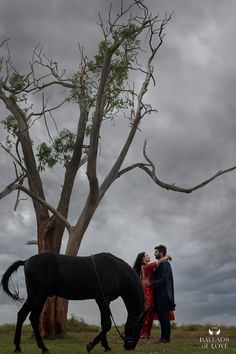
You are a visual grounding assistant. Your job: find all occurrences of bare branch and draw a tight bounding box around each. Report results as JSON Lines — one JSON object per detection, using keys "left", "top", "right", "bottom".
{"left": 139, "top": 163, "right": 236, "bottom": 193}
{"left": 0, "top": 180, "right": 72, "bottom": 231}
{"left": 116, "top": 162, "right": 151, "bottom": 178}
{"left": 143, "top": 139, "right": 155, "bottom": 173}
{"left": 25, "top": 240, "right": 38, "bottom": 245}
{"left": 30, "top": 80, "right": 74, "bottom": 93}
{"left": 14, "top": 192, "right": 28, "bottom": 211}
{"left": 116, "top": 141, "right": 236, "bottom": 194}
{"left": 28, "top": 97, "right": 68, "bottom": 125}
{"left": 0, "top": 38, "right": 10, "bottom": 48}
{"left": 0, "top": 142, "right": 27, "bottom": 173}
{"left": 12, "top": 161, "right": 26, "bottom": 211}
{"left": 0, "top": 173, "right": 26, "bottom": 199}
{"left": 99, "top": 14, "right": 172, "bottom": 197}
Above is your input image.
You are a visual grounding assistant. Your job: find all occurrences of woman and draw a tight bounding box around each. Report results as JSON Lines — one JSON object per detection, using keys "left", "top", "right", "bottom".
{"left": 133, "top": 252, "right": 174, "bottom": 340}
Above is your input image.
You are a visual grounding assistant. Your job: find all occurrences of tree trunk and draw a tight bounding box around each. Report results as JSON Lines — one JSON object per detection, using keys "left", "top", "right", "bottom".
{"left": 39, "top": 297, "right": 69, "bottom": 337}
{"left": 37, "top": 217, "right": 69, "bottom": 337}
{"left": 38, "top": 200, "right": 99, "bottom": 336}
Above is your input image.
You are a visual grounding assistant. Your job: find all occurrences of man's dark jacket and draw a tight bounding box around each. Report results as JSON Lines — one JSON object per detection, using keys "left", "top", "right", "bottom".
{"left": 151, "top": 261, "right": 175, "bottom": 312}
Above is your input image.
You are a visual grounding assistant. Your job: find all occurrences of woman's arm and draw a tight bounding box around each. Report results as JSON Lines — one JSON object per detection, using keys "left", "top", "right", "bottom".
{"left": 142, "top": 255, "right": 172, "bottom": 286}
{"left": 155, "top": 254, "right": 172, "bottom": 268}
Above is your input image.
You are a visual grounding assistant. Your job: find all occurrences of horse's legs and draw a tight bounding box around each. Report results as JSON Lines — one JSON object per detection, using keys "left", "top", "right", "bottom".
{"left": 86, "top": 298, "right": 112, "bottom": 352}
{"left": 98, "top": 300, "right": 112, "bottom": 351}
{"left": 29, "top": 295, "right": 49, "bottom": 353}
{"left": 13, "top": 299, "right": 31, "bottom": 352}
{"left": 101, "top": 327, "right": 112, "bottom": 352}
{"left": 86, "top": 332, "right": 102, "bottom": 352}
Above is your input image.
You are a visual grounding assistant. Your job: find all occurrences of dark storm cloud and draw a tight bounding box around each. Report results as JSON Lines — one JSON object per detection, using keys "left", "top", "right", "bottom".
{"left": 1, "top": 0, "right": 236, "bottom": 326}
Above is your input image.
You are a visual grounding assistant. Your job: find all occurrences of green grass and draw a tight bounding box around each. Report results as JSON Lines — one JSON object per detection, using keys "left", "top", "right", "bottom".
{"left": 0, "top": 321, "right": 235, "bottom": 354}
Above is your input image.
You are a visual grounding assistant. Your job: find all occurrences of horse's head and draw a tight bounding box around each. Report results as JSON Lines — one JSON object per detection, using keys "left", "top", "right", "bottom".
{"left": 123, "top": 310, "right": 147, "bottom": 350}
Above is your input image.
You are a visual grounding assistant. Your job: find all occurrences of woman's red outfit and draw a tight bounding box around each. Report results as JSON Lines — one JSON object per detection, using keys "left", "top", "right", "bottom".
{"left": 140, "top": 261, "right": 175, "bottom": 339}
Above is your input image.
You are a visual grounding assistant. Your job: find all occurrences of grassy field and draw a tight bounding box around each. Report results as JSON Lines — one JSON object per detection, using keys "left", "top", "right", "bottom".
{"left": 0, "top": 319, "right": 235, "bottom": 354}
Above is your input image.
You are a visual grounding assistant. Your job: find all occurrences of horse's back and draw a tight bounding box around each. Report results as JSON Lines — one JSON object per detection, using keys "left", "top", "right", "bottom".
{"left": 24, "top": 253, "right": 90, "bottom": 298}
{"left": 24, "top": 252, "right": 119, "bottom": 300}
{"left": 23, "top": 252, "right": 142, "bottom": 303}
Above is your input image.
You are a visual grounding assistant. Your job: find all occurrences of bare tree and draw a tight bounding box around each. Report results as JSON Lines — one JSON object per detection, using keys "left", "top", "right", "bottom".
{"left": 0, "top": 0, "right": 236, "bottom": 336}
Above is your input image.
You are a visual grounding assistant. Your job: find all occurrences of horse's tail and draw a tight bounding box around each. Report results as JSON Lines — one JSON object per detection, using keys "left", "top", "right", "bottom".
{"left": 1, "top": 260, "right": 25, "bottom": 302}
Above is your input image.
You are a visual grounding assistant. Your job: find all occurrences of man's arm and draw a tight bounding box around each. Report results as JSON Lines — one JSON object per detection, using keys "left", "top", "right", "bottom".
{"left": 150, "top": 261, "right": 170, "bottom": 288}
{"left": 150, "top": 278, "right": 164, "bottom": 287}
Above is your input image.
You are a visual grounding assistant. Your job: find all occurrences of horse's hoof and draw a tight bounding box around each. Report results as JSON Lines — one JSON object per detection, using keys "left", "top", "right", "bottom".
{"left": 104, "top": 348, "right": 112, "bottom": 352}
{"left": 86, "top": 343, "right": 93, "bottom": 352}
{"left": 42, "top": 350, "right": 50, "bottom": 354}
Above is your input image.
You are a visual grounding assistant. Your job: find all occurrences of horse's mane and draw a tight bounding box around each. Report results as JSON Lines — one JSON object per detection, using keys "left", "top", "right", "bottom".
{"left": 100, "top": 252, "right": 144, "bottom": 301}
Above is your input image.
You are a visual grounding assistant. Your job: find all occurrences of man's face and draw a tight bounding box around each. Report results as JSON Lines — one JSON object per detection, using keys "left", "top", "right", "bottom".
{"left": 154, "top": 249, "right": 161, "bottom": 259}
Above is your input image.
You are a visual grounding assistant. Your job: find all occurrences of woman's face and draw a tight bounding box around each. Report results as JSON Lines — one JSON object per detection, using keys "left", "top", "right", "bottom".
{"left": 143, "top": 253, "right": 150, "bottom": 264}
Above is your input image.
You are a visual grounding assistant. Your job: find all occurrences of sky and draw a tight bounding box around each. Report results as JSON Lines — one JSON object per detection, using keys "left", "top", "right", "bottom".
{"left": 0, "top": 0, "right": 236, "bottom": 328}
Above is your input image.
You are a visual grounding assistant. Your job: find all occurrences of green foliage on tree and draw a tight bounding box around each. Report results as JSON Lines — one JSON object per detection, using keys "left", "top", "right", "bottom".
{"left": 37, "top": 129, "right": 77, "bottom": 171}
{"left": 69, "top": 23, "right": 139, "bottom": 114}
{"left": 9, "top": 73, "right": 28, "bottom": 103}
{"left": 1, "top": 115, "right": 18, "bottom": 149}
{"left": 9, "top": 73, "right": 26, "bottom": 92}
{"left": 1, "top": 23, "right": 140, "bottom": 171}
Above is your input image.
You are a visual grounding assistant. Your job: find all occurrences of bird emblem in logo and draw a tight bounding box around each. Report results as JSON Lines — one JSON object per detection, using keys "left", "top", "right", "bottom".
{"left": 209, "top": 327, "right": 221, "bottom": 336}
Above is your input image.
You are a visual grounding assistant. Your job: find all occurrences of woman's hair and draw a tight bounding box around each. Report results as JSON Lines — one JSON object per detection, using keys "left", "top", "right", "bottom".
{"left": 133, "top": 252, "right": 145, "bottom": 277}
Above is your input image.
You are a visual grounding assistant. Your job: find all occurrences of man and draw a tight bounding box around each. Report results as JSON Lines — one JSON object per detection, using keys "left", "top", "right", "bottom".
{"left": 151, "top": 245, "right": 175, "bottom": 343}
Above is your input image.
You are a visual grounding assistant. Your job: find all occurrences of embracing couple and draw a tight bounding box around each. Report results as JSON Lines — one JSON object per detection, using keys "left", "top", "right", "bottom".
{"left": 133, "top": 245, "right": 176, "bottom": 343}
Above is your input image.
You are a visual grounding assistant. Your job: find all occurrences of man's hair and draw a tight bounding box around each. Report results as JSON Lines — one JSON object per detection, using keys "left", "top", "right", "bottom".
{"left": 155, "top": 245, "right": 167, "bottom": 256}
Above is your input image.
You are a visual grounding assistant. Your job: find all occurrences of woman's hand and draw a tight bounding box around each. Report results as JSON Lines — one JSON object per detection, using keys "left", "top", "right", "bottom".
{"left": 167, "top": 254, "right": 172, "bottom": 261}
{"left": 142, "top": 280, "right": 150, "bottom": 286}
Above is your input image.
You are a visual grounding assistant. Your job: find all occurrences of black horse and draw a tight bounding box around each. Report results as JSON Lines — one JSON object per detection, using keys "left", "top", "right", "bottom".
{"left": 1, "top": 252, "right": 145, "bottom": 353}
